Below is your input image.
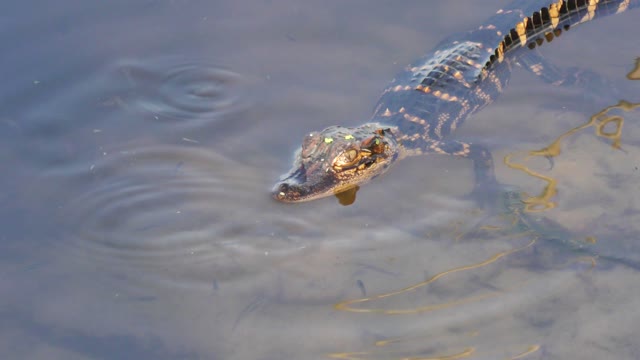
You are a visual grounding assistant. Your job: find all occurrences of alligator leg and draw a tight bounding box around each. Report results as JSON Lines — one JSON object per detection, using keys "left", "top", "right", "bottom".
{"left": 417, "top": 139, "right": 500, "bottom": 208}
{"left": 467, "top": 142, "right": 502, "bottom": 208}
{"left": 518, "top": 49, "right": 622, "bottom": 101}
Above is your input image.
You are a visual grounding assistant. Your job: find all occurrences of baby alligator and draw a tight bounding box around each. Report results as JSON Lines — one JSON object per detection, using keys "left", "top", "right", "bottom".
{"left": 273, "top": 0, "right": 637, "bottom": 203}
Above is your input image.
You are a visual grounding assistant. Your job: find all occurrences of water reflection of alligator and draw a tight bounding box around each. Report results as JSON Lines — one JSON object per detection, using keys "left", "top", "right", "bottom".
{"left": 273, "top": 0, "right": 638, "bottom": 204}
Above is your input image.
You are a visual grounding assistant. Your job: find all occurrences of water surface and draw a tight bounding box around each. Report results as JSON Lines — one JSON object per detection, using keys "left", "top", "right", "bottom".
{"left": 2, "top": 1, "right": 640, "bottom": 359}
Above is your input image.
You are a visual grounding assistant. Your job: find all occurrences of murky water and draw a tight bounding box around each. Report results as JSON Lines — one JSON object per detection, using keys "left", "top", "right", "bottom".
{"left": 2, "top": 1, "right": 640, "bottom": 359}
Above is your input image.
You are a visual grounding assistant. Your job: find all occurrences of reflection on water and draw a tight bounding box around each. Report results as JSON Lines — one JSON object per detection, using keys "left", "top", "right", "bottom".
{"left": 503, "top": 57, "right": 640, "bottom": 213}
{"left": 330, "top": 341, "right": 540, "bottom": 360}
{"left": 505, "top": 100, "right": 640, "bottom": 212}
{"left": 500, "top": 92, "right": 640, "bottom": 274}
{"left": 326, "top": 184, "right": 639, "bottom": 359}
{"left": 627, "top": 58, "right": 640, "bottom": 80}
{"left": 335, "top": 238, "right": 536, "bottom": 315}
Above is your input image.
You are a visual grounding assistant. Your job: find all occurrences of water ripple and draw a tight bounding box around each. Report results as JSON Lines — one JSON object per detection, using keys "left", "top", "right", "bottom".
{"left": 59, "top": 145, "right": 296, "bottom": 290}
{"left": 117, "top": 57, "right": 246, "bottom": 128}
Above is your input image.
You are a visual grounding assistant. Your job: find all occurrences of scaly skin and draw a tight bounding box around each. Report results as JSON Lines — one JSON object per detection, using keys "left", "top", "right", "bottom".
{"left": 273, "top": 0, "right": 637, "bottom": 203}
{"left": 273, "top": 124, "right": 400, "bottom": 202}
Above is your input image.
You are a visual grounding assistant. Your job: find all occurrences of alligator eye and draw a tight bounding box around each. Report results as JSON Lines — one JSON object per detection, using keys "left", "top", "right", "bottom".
{"left": 362, "top": 136, "right": 385, "bottom": 154}
{"left": 333, "top": 149, "right": 360, "bottom": 169}
{"left": 343, "top": 149, "right": 358, "bottom": 163}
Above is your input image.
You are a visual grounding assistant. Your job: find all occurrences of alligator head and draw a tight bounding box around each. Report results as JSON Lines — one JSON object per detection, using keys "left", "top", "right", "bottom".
{"left": 272, "top": 124, "right": 399, "bottom": 204}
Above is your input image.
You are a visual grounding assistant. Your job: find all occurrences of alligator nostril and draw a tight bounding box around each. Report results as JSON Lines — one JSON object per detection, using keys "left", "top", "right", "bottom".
{"left": 272, "top": 183, "right": 290, "bottom": 201}
{"left": 278, "top": 183, "right": 290, "bottom": 193}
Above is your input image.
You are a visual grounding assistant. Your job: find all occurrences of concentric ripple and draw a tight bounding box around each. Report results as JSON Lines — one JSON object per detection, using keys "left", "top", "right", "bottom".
{"left": 117, "top": 57, "right": 246, "bottom": 128}
{"left": 59, "top": 145, "right": 295, "bottom": 290}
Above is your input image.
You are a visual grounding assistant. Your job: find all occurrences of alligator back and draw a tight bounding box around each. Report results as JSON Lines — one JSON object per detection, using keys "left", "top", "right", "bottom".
{"left": 372, "top": 0, "right": 638, "bottom": 149}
